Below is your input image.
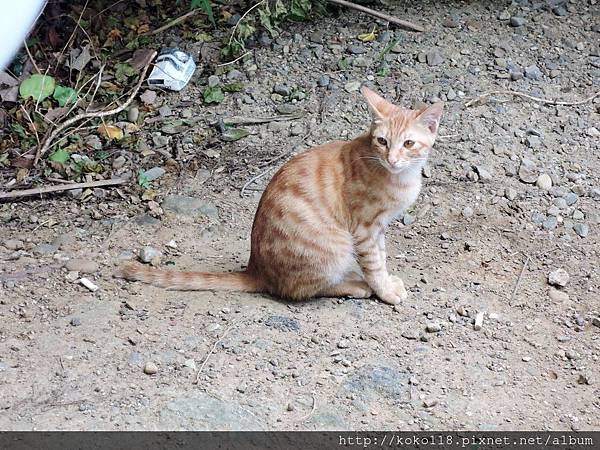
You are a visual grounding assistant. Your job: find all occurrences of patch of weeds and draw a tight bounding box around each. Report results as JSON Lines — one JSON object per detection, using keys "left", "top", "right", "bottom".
{"left": 222, "top": 82, "right": 245, "bottom": 93}
{"left": 203, "top": 86, "right": 225, "bottom": 104}
{"left": 138, "top": 170, "right": 152, "bottom": 190}
{"left": 337, "top": 58, "right": 350, "bottom": 71}
{"left": 223, "top": 0, "right": 324, "bottom": 59}
{"left": 377, "top": 64, "right": 391, "bottom": 77}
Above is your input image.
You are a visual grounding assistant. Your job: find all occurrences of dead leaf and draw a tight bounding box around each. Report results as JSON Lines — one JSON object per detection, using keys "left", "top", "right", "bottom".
{"left": 0, "top": 71, "right": 18, "bottom": 87}
{"left": 68, "top": 45, "right": 92, "bottom": 72}
{"left": 45, "top": 107, "right": 70, "bottom": 123}
{"left": 137, "top": 24, "right": 150, "bottom": 35}
{"left": 47, "top": 27, "right": 61, "bottom": 48}
{"left": 130, "top": 49, "right": 156, "bottom": 71}
{"left": 0, "top": 86, "right": 18, "bottom": 103}
{"left": 124, "top": 123, "right": 140, "bottom": 134}
{"left": 12, "top": 156, "right": 34, "bottom": 169}
{"left": 107, "top": 29, "right": 122, "bottom": 41}
{"left": 15, "top": 168, "right": 29, "bottom": 182}
{"left": 358, "top": 27, "right": 377, "bottom": 42}
{"left": 97, "top": 125, "right": 124, "bottom": 140}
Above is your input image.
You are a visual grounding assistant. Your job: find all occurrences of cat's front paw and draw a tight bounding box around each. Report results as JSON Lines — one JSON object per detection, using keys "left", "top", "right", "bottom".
{"left": 381, "top": 275, "right": 408, "bottom": 304}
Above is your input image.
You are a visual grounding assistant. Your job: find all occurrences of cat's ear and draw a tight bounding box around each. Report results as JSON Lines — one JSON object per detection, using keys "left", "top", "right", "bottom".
{"left": 361, "top": 86, "right": 388, "bottom": 121}
{"left": 416, "top": 102, "right": 444, "bottom": 135}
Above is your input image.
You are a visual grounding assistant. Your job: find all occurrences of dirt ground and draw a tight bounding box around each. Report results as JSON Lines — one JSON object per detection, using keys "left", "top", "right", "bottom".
{"left": 1, "top": 1, "right": 599, "bottom": 431}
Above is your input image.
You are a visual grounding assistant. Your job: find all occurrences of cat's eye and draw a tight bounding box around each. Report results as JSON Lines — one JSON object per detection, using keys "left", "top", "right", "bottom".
{"left": 403, "top": 140, "right": 415, "bottom": 149}
{"left": 377, "top": 137, "right": 388, "bottom": 147}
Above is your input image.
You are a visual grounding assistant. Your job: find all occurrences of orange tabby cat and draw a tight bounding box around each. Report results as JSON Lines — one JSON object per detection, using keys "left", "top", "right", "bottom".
{"left": 117, "top": 86, "right": 443, "bottom": 305}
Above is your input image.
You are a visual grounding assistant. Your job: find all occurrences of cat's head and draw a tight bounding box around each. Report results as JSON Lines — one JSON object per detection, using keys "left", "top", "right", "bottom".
{"left": 361, "top": 86, "right": 443, "bottom": 174}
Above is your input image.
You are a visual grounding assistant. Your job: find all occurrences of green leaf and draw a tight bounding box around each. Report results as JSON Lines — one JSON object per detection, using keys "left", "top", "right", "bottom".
{"left": 337, "top": 58, "right": 350, "bottom": 71}
{"left": 137, "top": 170, "right": 151, "bottom": 189}
{"left": 19, "top": 74, "right": 56, "bottom": 102}
{"left": 53, "top": 85, "right": 78, "bottom": 107}
{"left": 48, "top": 149, "right": 70, "bottom": 164}
{"left": 259, "top": 6, "right": 275, "bottom": 37}
{"left": 203, "top": 86, "right": 225, "bottom": 104}
{"left": 222, "top": 128, "right": 250, "bottom": 142}
{"left": 191, "top": 0, "right": 215, "bottom": 27}
{"left": 237, "top": 22, "right": 256, "bottom": 40}
{"left": 114, "top": 63, "right": 137, "bottom": 83}
{"left": 274, "top": 0, "right": 288, "bottom": 19}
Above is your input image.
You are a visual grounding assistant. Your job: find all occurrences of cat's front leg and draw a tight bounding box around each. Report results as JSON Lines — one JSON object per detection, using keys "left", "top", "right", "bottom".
{"left": 355, "top": 231, "right": 407, "bottom": 305}
{"left": 378, "top": 232, "right": 408, "bottom": 301}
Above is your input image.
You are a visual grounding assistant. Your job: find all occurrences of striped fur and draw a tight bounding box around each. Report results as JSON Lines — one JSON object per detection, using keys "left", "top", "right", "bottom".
{"left": 117, "top": 87, "right": 443, "bottom": 304}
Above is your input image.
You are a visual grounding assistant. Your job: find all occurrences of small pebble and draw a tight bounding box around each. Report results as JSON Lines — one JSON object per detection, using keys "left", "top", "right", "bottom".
{"left": 548, "top": 268, "right": 569, "bottom": 287}
{"left": 70, "top": 317, "right": 82, "bottom": 327}
{"left": 337, "top": 339, "right": 350, "bottom": 349}
{"left": 510, "top": 17, "right": 526, "bottom": 27}
{"left": 139, "top": 246, "right": 162, "bottom": 264}
{"left": 536, "top": 174, "right": 552, "bottom": 190}
{"left": 426, "top": 323, "right": 442, "bottom": 333}
{"left": 144, "top": 362, "right": 158, "bottom": 375}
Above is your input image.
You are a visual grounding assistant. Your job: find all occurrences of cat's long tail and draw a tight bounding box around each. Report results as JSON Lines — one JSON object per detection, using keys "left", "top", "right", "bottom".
{"left": 114, "top": 262, "right": 263, "bottom": 292}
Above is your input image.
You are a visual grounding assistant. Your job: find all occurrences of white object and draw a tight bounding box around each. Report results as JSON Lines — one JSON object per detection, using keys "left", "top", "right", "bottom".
{"left": 79, "top": 277, "right": 99, "bottom": 292}
{"left": 0, "top": 0, "right": 46, "bottom": 70}
{"left": 474, "top": 312, "right": 484, "bottom": 331}
{"left": 147, "top": 48, "right": 195, "bottom": 91}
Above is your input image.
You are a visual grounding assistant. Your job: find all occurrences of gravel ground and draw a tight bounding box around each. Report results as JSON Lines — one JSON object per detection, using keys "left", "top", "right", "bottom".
{"left": 1, "top": 0, "right": 599, "bottom": 431}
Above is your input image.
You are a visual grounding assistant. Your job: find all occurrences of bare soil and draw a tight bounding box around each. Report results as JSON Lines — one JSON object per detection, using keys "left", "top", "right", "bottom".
{"left": 1, "top": 1, "right": 599, "bottom": 430}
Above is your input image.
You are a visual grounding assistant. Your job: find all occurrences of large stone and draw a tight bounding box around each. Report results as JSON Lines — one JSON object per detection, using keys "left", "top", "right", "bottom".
{"left": 159, "top": 394, "right": 264, "bottom": 430}
{"left": 342, "top": 364, "right": 408, "bottom": 402}
{"left": 162, "top": 195, "right": 219, "bottom": 219}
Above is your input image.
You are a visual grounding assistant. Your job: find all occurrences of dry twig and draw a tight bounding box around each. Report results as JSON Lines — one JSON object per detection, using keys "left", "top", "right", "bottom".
{"left": 217, "top": 51, "right": 252, "bottom": 68}
{"left": 0, "top": 178, "right": 127, "bottom": 201}
{"left": 228, "top": 0, "right": 266, "bottom": 47}
{"left": 23, "top": 40, "right": 41, "bottom": 74}
{"left": 510, "top": 255, "right": 530, "bottom": 305}
{"left": 33, "top": 50, "right": 156, "bottom": 166}
{"left": 465, "top": 90, "right": 600, "bottom": 107}
{"left": 194, "top": 322, "right": 238, "bottom": 385}
{"left": 298, "top": 392, "right": 316, "bottom": 422}
{"left": 326, "top": 0, "right": 424, "bottom": 32}
{"left": 146, "top": 8, "right": 207, "bottom": 36}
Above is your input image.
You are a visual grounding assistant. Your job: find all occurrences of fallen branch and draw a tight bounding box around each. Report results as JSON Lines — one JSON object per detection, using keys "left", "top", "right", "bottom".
{"left": 33, "top": 50, "right": 156, "bottom": 166}
{"left": 326, "top": 0, "right": 424, "bottom": 32}
{"left": 224, "top": 112, "right": 305, "bottom": 126}
{"left": 0, "top": 178, "right": 127, "bottom": 201}
{"left": 146, "top": 8, "right": 207, "bottom": 36}
{"left": 466, "top": 90, "right": 600, "bottom": 107}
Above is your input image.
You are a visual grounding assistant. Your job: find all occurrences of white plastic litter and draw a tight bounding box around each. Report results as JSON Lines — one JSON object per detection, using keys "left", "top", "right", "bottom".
{"left": 147, "top": 48, "right": 196, "bottom": 91}
{"left": 79, "top": 277, "right": 99, "bottom": 292}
